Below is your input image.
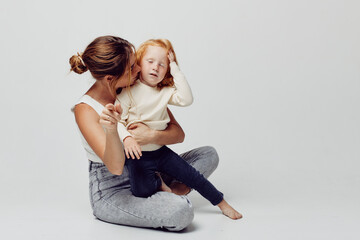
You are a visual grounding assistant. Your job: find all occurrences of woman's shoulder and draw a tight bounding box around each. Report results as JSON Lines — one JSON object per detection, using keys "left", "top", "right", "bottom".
{"left": 74, "top": 102, "right": 94, "bottom": 113}
{"left": 74, "top": 102, "right": 99, "bottom": 121}
{"left": 72, "top": 95, "right": 104, "bottom": 116}
{"left": 73, "top": 102, "right": 102, "bottom": 136}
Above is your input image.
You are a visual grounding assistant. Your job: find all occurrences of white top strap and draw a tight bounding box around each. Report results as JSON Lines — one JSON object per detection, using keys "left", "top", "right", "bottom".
{"left": 71, "top": 95, "right": 104, "bottom": 116}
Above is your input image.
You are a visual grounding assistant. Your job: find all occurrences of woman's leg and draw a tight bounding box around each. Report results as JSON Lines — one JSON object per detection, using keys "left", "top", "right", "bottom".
{"left": 179, "top": 146, "right": 219, "bottom": 179}
{"left": 88, "top": 161, "right": 193, "bottom": 231}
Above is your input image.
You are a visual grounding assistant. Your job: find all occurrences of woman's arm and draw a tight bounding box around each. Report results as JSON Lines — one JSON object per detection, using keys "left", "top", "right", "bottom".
{"left": 127, "top": 108, "right": 185, "bottom": 146}
{"left": 74, "top": 103, "right": 125, "bottom": 175}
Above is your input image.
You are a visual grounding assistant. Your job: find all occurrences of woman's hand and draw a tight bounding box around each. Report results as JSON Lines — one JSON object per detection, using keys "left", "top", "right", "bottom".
{"left": 99, "top": 103, "right": 122, "bottom": 132}
{"left": 127, "top": 109, "right": 184, "bottom": 146}
{"left": 127, "top": 123, "right": 155, "bottom": 146}
{"left": 123, "top": 136, "right": 142, "bottom": 159}
{"left": 75, "top": 102, "right": 125, "bottom": 175}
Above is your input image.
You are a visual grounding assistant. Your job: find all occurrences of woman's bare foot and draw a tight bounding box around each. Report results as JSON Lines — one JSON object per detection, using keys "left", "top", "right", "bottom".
{"left": 170, "top": 182, "right": 191, "bottom": 195}
{"left": 160, "top": 181, "right": 172, "bottom": 193}
{"left": 157, "top": 173, "right": 172, "bottom": 193}
{"left": 217, "top": 199, "right": 242, "bottom": 220}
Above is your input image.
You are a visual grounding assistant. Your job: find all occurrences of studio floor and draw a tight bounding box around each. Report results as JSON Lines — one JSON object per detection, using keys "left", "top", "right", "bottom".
{"left": 2, "top": 190, "right": 359, "bottom": 240}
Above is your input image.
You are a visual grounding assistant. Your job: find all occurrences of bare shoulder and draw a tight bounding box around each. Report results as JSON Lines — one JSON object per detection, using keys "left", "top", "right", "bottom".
{"left": 74, "top": 103, "right": 100, "bottom": 127}
{"left": 73, "top": 103, "right": 106, "bottom": 161}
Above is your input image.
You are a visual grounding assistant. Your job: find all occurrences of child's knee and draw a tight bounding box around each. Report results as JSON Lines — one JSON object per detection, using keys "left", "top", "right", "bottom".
{"left": 131, "top": 179, "right": 161, "bottom": 198}
{"left": 131, "top": 185, "right": 154, "bottom": 198}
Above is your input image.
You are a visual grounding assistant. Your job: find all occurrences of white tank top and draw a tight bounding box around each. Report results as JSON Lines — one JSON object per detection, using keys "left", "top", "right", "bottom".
{"left": 71, "top": 95, "right": 105, "bottom": 163}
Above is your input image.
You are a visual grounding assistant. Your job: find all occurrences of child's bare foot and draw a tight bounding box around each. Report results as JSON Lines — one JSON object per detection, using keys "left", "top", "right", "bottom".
{"left": 170, "top": 182, "right": 191, "bottom": 195}
{"left": 217, "top": 199, "right": 242, "bottom": 220}
{"left": 157, "top": 173, "right": 172, "bottom": 193}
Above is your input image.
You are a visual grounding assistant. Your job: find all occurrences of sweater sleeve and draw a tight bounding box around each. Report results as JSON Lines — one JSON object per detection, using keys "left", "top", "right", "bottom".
{"left": 115, "top": 91, "right": 132, "bottom": 142}
{"left": 168, "top": 62, "right": 193, "bottom": 106}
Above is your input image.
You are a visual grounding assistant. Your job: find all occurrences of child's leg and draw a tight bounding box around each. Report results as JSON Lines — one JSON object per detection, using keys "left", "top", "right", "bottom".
{"left": 156, "top": 146, "right": 224, "bottom": 206}
{"left": 157, "top": 146, "right": 242, "bottom": 219}
{"left": 217, "top": 199, "right": 242, "bottom": 219}
{"left": 127, "top": 156, "right": 161, "bottom": 198}
{"left": 162, "top": 146, "right": 219, "bottom": 195}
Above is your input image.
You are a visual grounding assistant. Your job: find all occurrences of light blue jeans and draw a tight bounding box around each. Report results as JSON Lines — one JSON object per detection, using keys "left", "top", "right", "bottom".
{"left": 88, "top": 146, "right": 219, "bottom": 231}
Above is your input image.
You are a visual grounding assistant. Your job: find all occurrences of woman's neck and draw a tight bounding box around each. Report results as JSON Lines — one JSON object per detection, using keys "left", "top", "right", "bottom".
{"left": 86, "top": 81, "right": 115, "bottom": 106}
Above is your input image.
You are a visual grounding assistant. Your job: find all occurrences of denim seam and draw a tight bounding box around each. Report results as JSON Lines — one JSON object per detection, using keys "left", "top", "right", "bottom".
{"left": 89, "top": 181, "right": 94, "bottom": 209}
{"left": 94, "top": 168, "right": 103, "bottom": 202}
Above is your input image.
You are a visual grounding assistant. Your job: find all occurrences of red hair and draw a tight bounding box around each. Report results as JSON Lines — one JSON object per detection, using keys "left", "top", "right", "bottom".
{"left": 136, "top": 39, "right": 178, "bottom": 89}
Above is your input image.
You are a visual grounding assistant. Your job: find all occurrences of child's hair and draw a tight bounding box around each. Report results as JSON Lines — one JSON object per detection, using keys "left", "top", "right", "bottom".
{"left": 136, "top": 39, "right": 178, "bottom": 89}
{"left": 69, "top": 35, "right": 135, "bottom": 96}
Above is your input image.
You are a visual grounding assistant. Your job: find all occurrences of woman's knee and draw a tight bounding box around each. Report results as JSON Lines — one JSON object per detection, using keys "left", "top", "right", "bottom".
{"left": 208, "top": 146, "right": 220, "bottom": 166}
{"left": 164, "top": 196, "right": 194, "bottom": 231}
{"left": 202, "top": 146, "right": 219, "bottom": 171}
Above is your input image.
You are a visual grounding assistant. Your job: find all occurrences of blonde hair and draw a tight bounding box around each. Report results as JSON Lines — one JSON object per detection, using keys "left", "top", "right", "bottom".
{"left": 136, "top": 39, "right": 178, "bottom": 89}
{"left": 69, "top": 36, "right": 135, "bottom": 96}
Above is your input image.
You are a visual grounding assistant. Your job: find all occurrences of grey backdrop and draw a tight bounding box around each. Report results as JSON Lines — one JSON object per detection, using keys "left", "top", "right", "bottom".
{"left": 1, "top": 0, "right": 359, "bottom": 239}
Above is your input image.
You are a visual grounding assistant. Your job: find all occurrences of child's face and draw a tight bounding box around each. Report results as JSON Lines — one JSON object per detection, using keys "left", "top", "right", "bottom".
{"left": 139, "top": 46, "right": 168, "bottom": 87}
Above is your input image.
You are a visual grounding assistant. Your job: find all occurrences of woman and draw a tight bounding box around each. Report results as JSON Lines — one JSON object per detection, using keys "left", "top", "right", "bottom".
{"left": 70, "top": 36, "right": 222, "bottom": 231}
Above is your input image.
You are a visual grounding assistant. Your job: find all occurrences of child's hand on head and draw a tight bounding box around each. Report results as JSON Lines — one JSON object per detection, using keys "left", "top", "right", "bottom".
{"left": 168, "top": 51, "right": 175, "bottom": 63}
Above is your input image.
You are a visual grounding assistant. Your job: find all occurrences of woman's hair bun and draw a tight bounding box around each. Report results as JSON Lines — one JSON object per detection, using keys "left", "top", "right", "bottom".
{"left": 69, "top": 53, "right": 88, "bottom": 74}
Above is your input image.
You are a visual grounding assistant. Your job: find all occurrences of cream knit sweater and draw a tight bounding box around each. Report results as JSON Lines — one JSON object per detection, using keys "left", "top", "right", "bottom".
{"left": 115, "top": 62, "right": 193, "bottom": 151}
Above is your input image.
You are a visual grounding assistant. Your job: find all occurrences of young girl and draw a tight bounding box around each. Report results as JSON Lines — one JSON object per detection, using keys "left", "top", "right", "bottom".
{"left": 115, "top": 39, "right": 242, "bottom": 220}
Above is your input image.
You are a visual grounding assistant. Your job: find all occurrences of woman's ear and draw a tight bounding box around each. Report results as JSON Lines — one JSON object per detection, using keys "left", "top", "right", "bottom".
{"left": 104, "top": 75, "right": 114, "bottom": 83}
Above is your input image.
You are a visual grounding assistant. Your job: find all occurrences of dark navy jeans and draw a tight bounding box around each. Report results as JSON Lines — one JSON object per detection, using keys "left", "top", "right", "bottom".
{"left": 126, "top": 146, "right": 223, "bottom": 205}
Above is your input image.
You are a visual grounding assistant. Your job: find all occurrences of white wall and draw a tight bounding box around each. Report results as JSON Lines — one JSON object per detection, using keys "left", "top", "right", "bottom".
{"left": 1, "top": 0, "right": 359, "bottom": 210}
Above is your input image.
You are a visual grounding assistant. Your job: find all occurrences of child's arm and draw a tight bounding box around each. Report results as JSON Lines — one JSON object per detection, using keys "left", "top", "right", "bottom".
{"left": 123, "top": 136, "right": 142, "bottom": 160}
{"left": 168, "top": 52, "right": 194, "bottom": 106}
{"left": 115, "top": 93, "right": 142, "bottom": 160}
